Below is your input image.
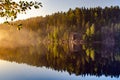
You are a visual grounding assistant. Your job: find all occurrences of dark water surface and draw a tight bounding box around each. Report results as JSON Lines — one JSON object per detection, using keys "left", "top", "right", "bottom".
{"left": 0, "top": 43, "right": 120, "bottom": 80}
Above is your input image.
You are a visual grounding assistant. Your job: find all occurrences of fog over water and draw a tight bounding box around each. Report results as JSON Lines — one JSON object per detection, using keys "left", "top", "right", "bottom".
{"left": 0, "top": 25, "right": 39, "bottom": 48}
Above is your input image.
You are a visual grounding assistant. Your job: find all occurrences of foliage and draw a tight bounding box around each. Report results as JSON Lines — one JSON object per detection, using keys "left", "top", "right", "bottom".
{"left": 0, "top": 0, "right": 42, "bottom": 21}
{"left": 12, "top": 6, "right": 120, "bottom": 41}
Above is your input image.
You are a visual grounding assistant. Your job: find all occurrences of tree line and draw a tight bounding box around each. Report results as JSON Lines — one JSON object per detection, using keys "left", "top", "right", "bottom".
{"left": 14, "top": 6, "right": 120, "bottom": 43}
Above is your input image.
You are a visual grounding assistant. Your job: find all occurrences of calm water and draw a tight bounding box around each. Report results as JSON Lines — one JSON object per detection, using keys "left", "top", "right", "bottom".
{"left": 0, "top": 43, "right": 120, "bottom": 80}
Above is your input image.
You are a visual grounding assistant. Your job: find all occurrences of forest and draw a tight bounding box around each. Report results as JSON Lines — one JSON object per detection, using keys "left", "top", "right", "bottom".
{"left": 6, "top": 6, "right": 120, "bottom": 44}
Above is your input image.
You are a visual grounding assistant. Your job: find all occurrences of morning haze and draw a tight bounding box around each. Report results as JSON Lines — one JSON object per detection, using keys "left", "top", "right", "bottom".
{"left": 0, "top": 0, "right": 120, "bottom": 80}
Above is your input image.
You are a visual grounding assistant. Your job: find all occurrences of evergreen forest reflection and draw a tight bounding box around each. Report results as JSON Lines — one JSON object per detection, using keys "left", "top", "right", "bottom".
{"left": 0, "top": 41, "right": 120, "bottom": 78}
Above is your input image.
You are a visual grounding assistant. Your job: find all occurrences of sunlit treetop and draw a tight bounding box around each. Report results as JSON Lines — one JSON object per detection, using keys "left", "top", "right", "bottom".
{"left": 0, "top": 0, "right": 42, "bottom": 21}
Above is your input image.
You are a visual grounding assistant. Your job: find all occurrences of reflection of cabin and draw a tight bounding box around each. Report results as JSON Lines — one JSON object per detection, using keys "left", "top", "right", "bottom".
{"left": 69, "top": 44, "right": 81, "bottom": 52}
{"left": 69, "top": 32, "right": 82, "bottom": 52}
{"left": 69, "top": 32, "right": 81, "bottom": 44}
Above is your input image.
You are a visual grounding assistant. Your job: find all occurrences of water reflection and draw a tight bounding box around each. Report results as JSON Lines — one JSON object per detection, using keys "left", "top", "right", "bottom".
{"left": 0, "top": 42, "right": 120, "bottom": 78}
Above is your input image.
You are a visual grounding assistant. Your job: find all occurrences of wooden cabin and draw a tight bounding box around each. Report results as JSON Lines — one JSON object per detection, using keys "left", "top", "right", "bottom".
{"left": 70, "top": 32, "right": 81, "bottom": 40}
{"left": 69, "top": 32, "right": 81, "bottom": 44}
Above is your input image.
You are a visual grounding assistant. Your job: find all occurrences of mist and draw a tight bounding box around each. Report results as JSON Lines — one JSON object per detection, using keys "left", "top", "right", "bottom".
{"left": 0, "top": 24, "right": 40, "bottom": 48}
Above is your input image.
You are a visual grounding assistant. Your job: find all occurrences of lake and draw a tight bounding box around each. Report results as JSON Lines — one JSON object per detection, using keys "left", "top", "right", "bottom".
{"left": 0, "top": 42, "right": 120, "bottom": 80}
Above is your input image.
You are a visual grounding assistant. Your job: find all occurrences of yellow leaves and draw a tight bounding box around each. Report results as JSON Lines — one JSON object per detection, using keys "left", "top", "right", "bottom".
{"left": 82, "top": 44, "right": 86, "bottom": 50}
{"left": 86, "top": 28, "right": 90, "bottom": 36}
{"left": 86, "top": 24, "right": 95, "bottom": 36}
{"left": 86, "top": 48, "right": 95, "bottom": 60}
{"left": 90, "top": 49, "right": 95, "bottom": 60}
{"left": 95, "top": 12, "right": 98, "bottom": 17}
{"left": 82, "top": 34, "right": 86, "bottom": 40}
{"left": 90, "top": 24, "right": 95, "bottom": 35}
{"left": 86, "top": 49, "right": 90, "bottom": 56}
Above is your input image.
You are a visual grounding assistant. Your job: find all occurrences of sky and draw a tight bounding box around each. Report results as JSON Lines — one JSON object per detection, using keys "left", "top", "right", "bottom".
{"left": 0, "top": 60, "right": 119, "bottom": 80}
{"left": 0, "top": 0, "right": 120, "bottom": 23}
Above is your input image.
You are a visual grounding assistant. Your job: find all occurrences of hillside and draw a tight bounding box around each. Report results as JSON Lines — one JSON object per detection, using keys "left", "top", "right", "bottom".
{"left": 1, "top": 6, "right": 120, "bottom": 43}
